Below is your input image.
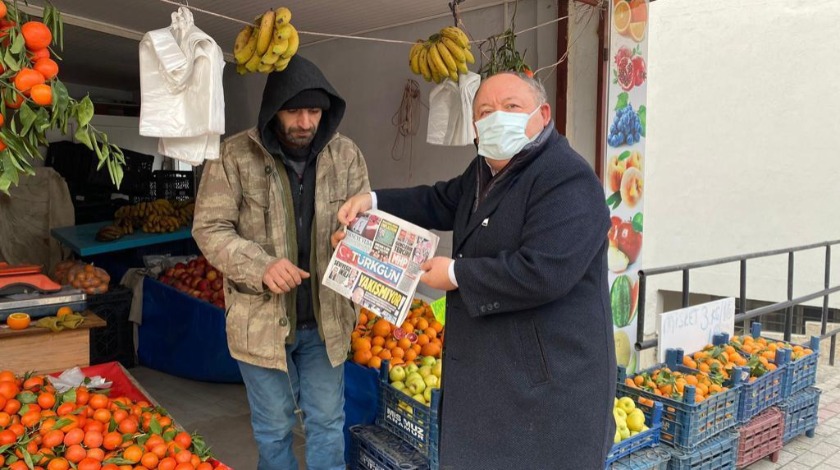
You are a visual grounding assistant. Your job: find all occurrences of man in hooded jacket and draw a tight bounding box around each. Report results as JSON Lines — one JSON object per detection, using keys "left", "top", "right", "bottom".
{"left": 193, "top": 55, "right": 370, "bottom": 470}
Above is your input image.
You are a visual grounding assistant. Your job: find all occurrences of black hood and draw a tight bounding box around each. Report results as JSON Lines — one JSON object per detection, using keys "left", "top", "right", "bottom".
{"left": 258, "top": 55, "right": 346, "bottom": 157}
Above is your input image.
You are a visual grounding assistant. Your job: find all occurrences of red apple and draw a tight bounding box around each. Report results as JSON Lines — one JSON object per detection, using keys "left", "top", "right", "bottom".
{"left": 198, "top": 279, "right": 210, "bottom": 292}
{"left": 188, "top": 260, "right": 197, "bottom": 270}
{"left": 213, "top": 300, "right": 225, "bottom": 309}
{"left": 206, "top": 270, "right": 218, "bottom": 281}
{"left": 192, "top": 266, "right": 205, "bottom": 278}
{"left": 211, "top": 279, "right": 223, "bottom": 291}
{"left": 175, "top": 262, "right": 187, "bottom": 270}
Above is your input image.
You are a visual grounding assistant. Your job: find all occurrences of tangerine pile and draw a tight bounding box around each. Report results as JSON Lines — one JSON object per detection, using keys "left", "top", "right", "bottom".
{"left": 350, "top": 300, "right": 444, "bottom": 370}
{"left": 624, "top": 366, "right": 728, "bottom": 404}
{"left": 0, "top": 370, "right": 225, "bottom": 470}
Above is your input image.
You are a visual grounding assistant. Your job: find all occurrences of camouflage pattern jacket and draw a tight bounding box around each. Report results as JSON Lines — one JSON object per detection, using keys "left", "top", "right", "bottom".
{"left": 192, "top": 128, "right": 370, "bottom": 371}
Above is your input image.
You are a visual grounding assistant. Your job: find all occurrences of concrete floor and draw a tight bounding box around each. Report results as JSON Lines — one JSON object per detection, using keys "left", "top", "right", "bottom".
{"left": 129, "top": 366, "right": 307, "bottom": 470}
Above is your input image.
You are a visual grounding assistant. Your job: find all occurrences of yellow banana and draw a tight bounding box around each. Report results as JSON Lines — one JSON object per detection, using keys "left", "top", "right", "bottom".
{"left": 257, "top": 62, "right": 274, "bottom": 73}
{"left": 245, "top": 53, "right": 262, "bottom": 72}
{"left": 428, "top": 44, "right": 448, "bottom": 79}
{"left": 255, "top": 10, "right": 276, "bottom": 55}
{"left": 275, "top": 56, "right": 292, "bottom": 72}
{"left": 271, "top": 38, "right": 289, "bottom": 56}
{"left": 275, "top": 6, "right": 292, "bottom": 25}
{"left": 233, "top": 26, "right": 254, "bottom": 64}
{"left": 281, "top": 24, "right": 299, "bottom": 59}
{"left": 440, "top": 37, "right": 466, "bottom": 63}
{"left": 418, "top": 47, "right": 431, "bottom": 82}
{"left": 456, "top": 60, "right": 468, "bottom": 74}
{"left": 234, "top": 30, "right": 257, "bottom": 65}
{"left": 275, "top": 23, "right": 293, "bottom": 40}
{"left": 441, "top": 27, "right": 468, "bottom": 49}
{"left": 435, "top": 41, "right": 458, "bottom": 74}
{"left": 261, "top": 47, "right": 282, "bottom": 65}
{"left": 463, "top": 47, "right": 475, "bottom": 64}
{"left": 409, "top": 41, "right": 423, "bottom": 75}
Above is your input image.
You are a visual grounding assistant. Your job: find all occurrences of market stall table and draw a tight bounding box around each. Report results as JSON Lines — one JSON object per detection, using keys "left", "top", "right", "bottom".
{"left": 51, "top": 221, "right": 193, "bottom": 257}
{"left": 0, "top": 312, "right": 106, "bottom": 374}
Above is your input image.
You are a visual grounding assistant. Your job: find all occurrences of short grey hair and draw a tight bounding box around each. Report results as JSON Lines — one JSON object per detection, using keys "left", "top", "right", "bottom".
{"left": 477, "top": 71, "right": 548, "bottom": 106}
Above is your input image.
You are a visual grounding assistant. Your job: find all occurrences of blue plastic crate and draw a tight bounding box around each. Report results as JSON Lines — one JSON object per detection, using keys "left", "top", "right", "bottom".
{"left": 739, "top": 323, "right": 819, "bottom": 398}
{"left": 778, "top": 387, "right": 821, "bottom": 443}
{"left": 610, "top": 447, "right": 671, "bottom": 470}
{"left": 376, "top": 361, "right": 440, "bottom": 468}
{"left": 617, "top": 349, "right": 741, "bottom": 451}
{"left": 606, "top": 400, "right": 664, "bottom": 467}
{"left": 350, "top": 425, "right": 430, "bottom": 470}
{"left": 711, "top": 331, "right": 787, "bottom": 424}
{"left": 666, "top": 429, "right": 739, "bottom": 470}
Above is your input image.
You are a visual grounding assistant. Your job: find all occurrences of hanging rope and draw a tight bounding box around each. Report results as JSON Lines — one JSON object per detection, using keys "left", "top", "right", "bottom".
{"left": 391, "top": 80, "right": 425, "bottom": 180}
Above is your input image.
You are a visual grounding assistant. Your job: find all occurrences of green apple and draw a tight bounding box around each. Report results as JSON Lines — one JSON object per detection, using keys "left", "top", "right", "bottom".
{"left": 613, "top": 407, "right": 627, "bottom": 422}
{"left": 392, "top": 381, "right": 406, "bottom": 392}
{"left": 389, "top": 365, "right": 407, "bottom": 383}
{"left": 626, "top": 408, "right": 645, "bottom": 432}
{"left": 629, "top": 430, "right": 638, "bottom": 437}
{"left": 423, "top": 375, "right": 438, "bottom": 388}
{"left": 405, "top": 363, "right": 419, "bottom": 375}
{"left": 423, "top": 385, "right": 433, "bottom": 402}
{"left": 406, "top": 375, "right": 426, "bottom": 395}
{"left": 432, "top": 360, "right": 442, "bottom": 378}
{"left": 618, "top": 423, "right": 630, "bottom": 440}
{"left": 418, "top": 365, "right": 433, "bottom": 378}
{"left": 614, "top": 429, "right": 621, "bottom": 444}
{"left": 412, "top": 393, "right": 426, "bottom": 404}
{"left": 617, "top": 397, "right": 636, "bottom": 414}
{"left": 420, "top": 356, "right": 437, "bottom": 368}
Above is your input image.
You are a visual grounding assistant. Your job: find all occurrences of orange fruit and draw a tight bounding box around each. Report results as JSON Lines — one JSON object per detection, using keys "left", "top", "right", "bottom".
{"left": 0, "top": 113, "right": 5, "bottom": 127}
{"left": 174, "top": 432, "right": 192, "bottom": 450}
{"left": 48, "top": 459, "right": 71, "bottom": 470}
{"left": 5, "top": 93, "right": 23, "bottom": 109}
{"left": 352, "top": 337, "right": 371, "bottom": 352}
{"left": 0, "top": 380, "right": 19, "bottom": 399}
{"left": 42, "top": 429, "right": 64, "bottom": 448}
{"left": 372, "top": 336, "right": 385, "bottom": 347}
{"left": 372, "top": 319, "right": 391, "bottom": 337}
{"left": 416, "top": 334, "right": 430, "bottom": 346}
{"left": 64, "top": 427, "right": 85, "bottom": 446}
{"left": 89, "top": 393, "right": 109, "bottom": 410}
{"left": 56, "top": 306, "right": 73, "bottom": 317}
{"left": 13, "top": 68, "right": 45, "bottom": 94}
{"left": 629, "top": 22, "right": 646, "bottom": 42}
{"left": 397, "top": 338, "right": 411, "bottom": 350}
{"left": 0, "top": 370, "right": 14, "bottom": 382}
{"left": 366, "top": 356, "right": 382, "bottom": 370}
{"left": 34, "top": 58, "right": 58, "bottom": 80}
{"left": 21, "top": 21, "right": 52, "bottom": 50}
{"left": 0, "top": 429, "right": 16, "bottom": 445}
{"left": 30, "top": 83, "right": 53, "bottom": 106}
{"left": 140, "top": 453, "right": 159, "bottom": 469}
{"left": 6, "top": 312, "right": 31, "bottom": 330}
{"left": 391, "top": 347, "right": 405, "bottom": 359}
{"left": 29, "top": 48, "right": 50, "bottom": 60}
{"left": 123, "top": 445, "right": 144, "bottom": 463}
{"left": 175, "top": 463, "right": 195, "bottom": 470}
{"left": 0, "top": 3, "right": 6, "bottom": 20}
{"left": 38, "top": 392, "right": 56, "bottom": 409}
{"left": 415, "top": 318, "right": 429, "bottom": 331}
{"left": 158, "top": 458, "right": 177, "bottom": 470}
{"left": 421, "top": 342, "right": 441, "bottom": 357}
{"left": 404, "top": 348, "right": 418, "bottom": 363}
{"left": 378, "top": 349, "right": 392, "bottom": 360}
{"left": 0, "top": 411, "right": 9, "bottom": 426}
{"left": 174, "top": 450, "right": 192, "bottom": 464}
{"left": 370, "top": 345, "right": 383, "bottom": 356}
{"left": 353, "top": 349, "right": 372, "bottom": 365}
{"left": 83, "top": 431, "right": 103, "bottom": 448}
{"left": 118, "top": 417, "right": 138, "bottom": 434}
{"left": 613, "top": 0, "right": 631, "bottom": 35}
{"left": 94, "top": 408, "right": 112, "bottom": 423}
{"left": 429, "top": 320, "right": 444, "bottom": 334}
{"left": 86, "top": 447, "right": 105, "bottom": 461}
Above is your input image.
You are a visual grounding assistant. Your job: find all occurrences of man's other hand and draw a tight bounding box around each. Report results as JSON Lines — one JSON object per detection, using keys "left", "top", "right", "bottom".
{"left": 337, "top": 193, "right": 373, "bottom": 226}
{"left": 263, "top": 258, "right": 310, "bottom": 294}
{"left": 420, "top": 256, "right": 456, "bottom": 291}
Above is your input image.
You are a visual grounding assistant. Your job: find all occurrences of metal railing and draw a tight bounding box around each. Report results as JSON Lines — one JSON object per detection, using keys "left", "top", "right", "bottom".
{"left": 635, "top": 239, "right": 840, "bottom": 366}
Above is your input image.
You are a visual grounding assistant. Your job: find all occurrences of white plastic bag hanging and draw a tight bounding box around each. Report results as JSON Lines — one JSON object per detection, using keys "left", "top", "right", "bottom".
{"left": 139, "top": 7, "right": 225, "bottom": 165}
{"left": 427, "top": 72, "right": 480, "bottom": 146}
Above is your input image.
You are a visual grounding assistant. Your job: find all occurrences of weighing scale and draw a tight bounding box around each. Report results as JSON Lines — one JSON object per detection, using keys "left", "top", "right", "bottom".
{"left": 0, "top": 262, "right": 87, "bottom": 322}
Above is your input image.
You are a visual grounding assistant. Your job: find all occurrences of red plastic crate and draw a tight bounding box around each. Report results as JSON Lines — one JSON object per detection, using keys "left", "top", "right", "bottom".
{"left": 735, "top": 407, "right": 783, "bottom": 468}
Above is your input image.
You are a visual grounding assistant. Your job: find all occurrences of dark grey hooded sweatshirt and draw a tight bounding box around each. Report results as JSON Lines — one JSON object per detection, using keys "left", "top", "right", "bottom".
{"left": 257, "top": 56, "right": 346, "bottom": 329}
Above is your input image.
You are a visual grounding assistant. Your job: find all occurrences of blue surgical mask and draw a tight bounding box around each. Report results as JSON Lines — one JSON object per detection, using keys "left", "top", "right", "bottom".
{"left": 475, "top": 107, "right": 541, "bottom": 161}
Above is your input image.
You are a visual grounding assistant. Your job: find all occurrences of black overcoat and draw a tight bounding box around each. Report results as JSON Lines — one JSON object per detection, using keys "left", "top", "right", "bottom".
{"left": 378, "top": 129, "right": 617, "bottom": 470}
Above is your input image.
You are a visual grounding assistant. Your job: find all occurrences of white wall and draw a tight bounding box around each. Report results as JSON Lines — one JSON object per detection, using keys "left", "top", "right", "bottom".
{"left": 642, "top": 0, "right": 840, "bottom": 354}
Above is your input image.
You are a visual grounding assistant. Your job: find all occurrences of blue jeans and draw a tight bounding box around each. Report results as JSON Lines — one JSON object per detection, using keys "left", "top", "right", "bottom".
{"left": 238, "top": 327, "right": 346, "bottom": 470}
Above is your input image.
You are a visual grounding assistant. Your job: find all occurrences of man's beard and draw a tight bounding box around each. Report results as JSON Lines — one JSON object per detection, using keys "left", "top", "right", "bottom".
{"left": 279, "top": 123, "right": 318, "bottom": 148}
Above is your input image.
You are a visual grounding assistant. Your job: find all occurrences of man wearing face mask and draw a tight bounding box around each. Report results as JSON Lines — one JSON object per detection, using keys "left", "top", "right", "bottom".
{"left": 335, "top": 72, "right": 616, "bottom": 469}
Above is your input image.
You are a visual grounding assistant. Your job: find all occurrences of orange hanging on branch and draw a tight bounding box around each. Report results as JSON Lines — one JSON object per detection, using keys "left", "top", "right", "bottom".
{"left": 21, "top": 21, "right": 52, "bottom": 50}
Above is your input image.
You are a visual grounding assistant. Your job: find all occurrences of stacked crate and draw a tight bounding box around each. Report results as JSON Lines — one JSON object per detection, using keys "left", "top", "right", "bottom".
{"left": 349, "top": 361, "right": 440, "bottom": 470}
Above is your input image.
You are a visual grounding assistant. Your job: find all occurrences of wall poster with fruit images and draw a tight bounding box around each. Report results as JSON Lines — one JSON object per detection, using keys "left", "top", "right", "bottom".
{"left": 603, "top": 0, "right": 648, "bottom": 374}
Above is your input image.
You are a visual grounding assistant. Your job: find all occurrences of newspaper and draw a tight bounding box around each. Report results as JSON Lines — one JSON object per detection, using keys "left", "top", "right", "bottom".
{"left": 323, "top": 209, "right": 439, "bottom": 327}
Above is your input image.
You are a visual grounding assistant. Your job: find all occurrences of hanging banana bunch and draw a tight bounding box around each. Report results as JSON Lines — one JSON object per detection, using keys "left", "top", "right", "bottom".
{"left": 409, "top": 26, "right": 474, "bottom": 84}
{"left": 233, "top": 7, "right": 300, "bottom": 74}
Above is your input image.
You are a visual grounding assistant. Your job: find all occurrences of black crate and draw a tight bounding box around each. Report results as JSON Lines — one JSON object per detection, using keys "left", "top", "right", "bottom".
{"left": 120, "top": 150, "right": 155, "bottom": 196}
{"left": 87, "top": 286, "right": 136, "bottom": 368}
{"left": 350, "top": 425, "right": 430, "bottom": 470}
{"left": 155, "top": 170, "right": 194, "bottom": 201}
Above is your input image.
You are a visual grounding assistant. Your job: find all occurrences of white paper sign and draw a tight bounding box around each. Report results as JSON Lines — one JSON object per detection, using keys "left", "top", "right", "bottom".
{"left": 658, "top": 298, "right": 735, "bottom": 363}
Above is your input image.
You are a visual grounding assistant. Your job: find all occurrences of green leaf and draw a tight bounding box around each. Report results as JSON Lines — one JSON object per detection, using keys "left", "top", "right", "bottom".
{"left": 19, "top": 103, "right": 37, "bottom": 135}
{"left": 104, "top": 458, "right": 140, "bottom": 465}
{"left": 76, "top": 96, "right": 94, "bottom": 127}
{"left": 150, "top": 417, "right": 163, "bottom": 436}
{"left": 0, "top": 443, "right": 13, "bottom": 454}
{"left": 0, "top": 170, "right": 12, "bottom": 194}
{"left": 10, "top": 32, "right": 24, "bottom": 54}
{"left": 22, "top": 447, "right": 33, "bottom": 468}
{"left": 618, "top": 150, "right": 632, "bottom": 162}
{"left": 74, "top": 125, "right": 93, "bottom": 149}
{"left": 60, "top": 388, "right": 76, "bottom": 405}
{"left": 606, "top": 191, "right": 622, "bottom": 210}
{"left": 113, "top": 159, "right": 124, "bottom": 188}
{"left": 52, "top": 80, "right": 70, "bottom": 113}
{"left": 639, "top": 105, "right": 646, "bottom": 137}
{"left": 16, "top": 391, "right": 37, "bottom": 404}
{"left": 108, "top": 417, "right": 118, "bottom": 433}
{"left": 52, "top": 417, "right": 74, "bottom": 430}
{"left": 632, "top": 212, "right": 643, "bottom": 233}
{"left": 615, "top": 92, "right": 629, "bottom": 111}
{"left": 3, "top": 49, "right": 20, "bottom": 72}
